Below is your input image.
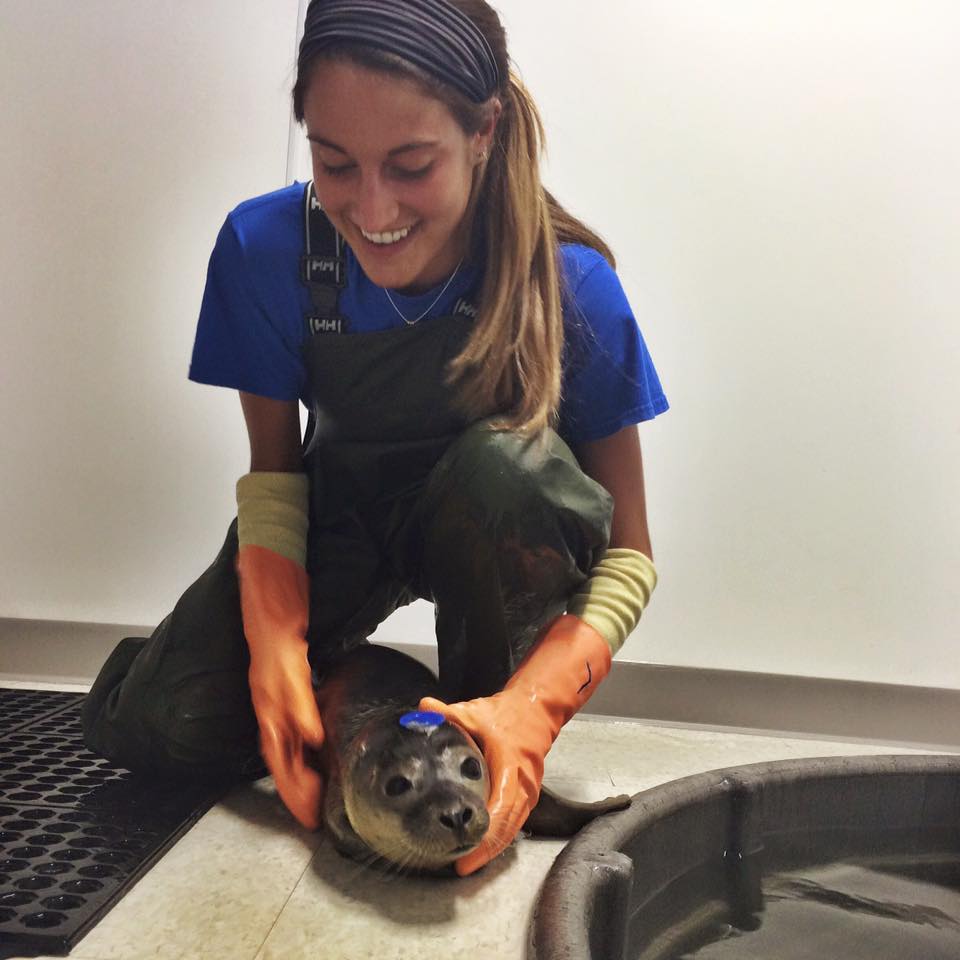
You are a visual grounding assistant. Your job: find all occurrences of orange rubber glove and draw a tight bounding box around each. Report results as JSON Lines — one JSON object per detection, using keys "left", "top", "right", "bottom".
{"left": 236, "top": 544, "right": 325, "bottom": 829}
{"left": 419, "top": 614, "right": 612, "bottom": 875}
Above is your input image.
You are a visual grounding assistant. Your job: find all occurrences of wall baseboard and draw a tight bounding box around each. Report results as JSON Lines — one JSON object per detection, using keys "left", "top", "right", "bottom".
{"left": 3, "top": 618, "right": 957, "bottom": 751}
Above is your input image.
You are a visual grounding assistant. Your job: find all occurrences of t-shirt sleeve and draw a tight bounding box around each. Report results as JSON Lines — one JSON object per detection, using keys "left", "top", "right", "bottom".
{"left": 558, "top": 251, "right": 669, "bottom": 446}
{"left": 188, "top": 217, "right": 304, "bottom": 401}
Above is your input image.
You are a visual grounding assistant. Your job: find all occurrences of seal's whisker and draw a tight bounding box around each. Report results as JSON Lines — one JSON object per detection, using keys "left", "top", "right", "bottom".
{"left": 344, "top": 856, "right": 374, "bottom": 882}
{"left": 482, "top": 820, "right": 522, "bottom": 854}
{"left": 400, "top": 845, "right": 423, "bottom": 876}
{"left": 344, "top": 846, "right": 388, "bottom": 883}
{"left": 377, "top": 852, "right": 409, "bottom": 883}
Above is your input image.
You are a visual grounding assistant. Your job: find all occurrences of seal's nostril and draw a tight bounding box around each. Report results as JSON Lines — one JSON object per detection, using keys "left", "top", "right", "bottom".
{"left": 439, "top": 806, "right": 473, "bottom": 830}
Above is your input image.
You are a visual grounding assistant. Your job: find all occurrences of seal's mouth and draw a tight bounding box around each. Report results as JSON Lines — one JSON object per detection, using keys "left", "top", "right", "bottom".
{"left": 451, "top": 843, "right": 476, "bottom": 855}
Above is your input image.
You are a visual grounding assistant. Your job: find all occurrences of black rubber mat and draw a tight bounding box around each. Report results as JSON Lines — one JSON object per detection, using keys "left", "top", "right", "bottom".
{"left": 0, "top": 688, "right": 229, "bottom": 959}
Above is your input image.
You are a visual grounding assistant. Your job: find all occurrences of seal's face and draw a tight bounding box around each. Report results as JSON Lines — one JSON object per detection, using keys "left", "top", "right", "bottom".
{"left": 343, "top": 717, "right": 490, "bottom": 872}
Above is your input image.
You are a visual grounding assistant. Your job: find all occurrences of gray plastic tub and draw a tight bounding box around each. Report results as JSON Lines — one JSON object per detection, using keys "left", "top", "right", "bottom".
{"left": 529, "top": 754, "right": 960, "bottom": 959}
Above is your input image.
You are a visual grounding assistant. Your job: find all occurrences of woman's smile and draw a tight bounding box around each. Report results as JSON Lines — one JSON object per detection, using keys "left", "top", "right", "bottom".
{"left": 356, "top": 221, "right": 420, "bottom": 245}
{"left": 354, "top": 221, "right": 423, "bottom": 259}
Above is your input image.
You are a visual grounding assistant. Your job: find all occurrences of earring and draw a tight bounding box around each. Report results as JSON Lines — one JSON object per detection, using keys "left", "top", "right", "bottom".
{"left": 478, "top": 149, "right": 488, "bottom": 162}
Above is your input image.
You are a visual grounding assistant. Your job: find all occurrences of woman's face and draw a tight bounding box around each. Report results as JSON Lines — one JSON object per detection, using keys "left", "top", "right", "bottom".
{"left": 302, "top": 60, "right": 497, "bottom": 295}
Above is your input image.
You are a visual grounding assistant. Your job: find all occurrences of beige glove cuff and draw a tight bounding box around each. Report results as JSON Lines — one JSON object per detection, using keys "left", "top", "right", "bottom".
{"left": 236, "top": 471, "right": 310, "bottom": 568}
{"left": 566, "top": 548, "right": 658, "bottom": 656}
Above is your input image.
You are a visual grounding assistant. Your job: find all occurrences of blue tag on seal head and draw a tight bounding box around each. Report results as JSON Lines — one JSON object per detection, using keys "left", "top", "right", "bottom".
{"left": 399, "top": 711, "right": 446, "bottom": 732}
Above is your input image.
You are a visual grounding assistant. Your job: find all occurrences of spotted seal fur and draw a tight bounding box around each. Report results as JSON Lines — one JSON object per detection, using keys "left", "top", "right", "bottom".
{"left": 311, "top": 643, "right": 630, "bottom": 872}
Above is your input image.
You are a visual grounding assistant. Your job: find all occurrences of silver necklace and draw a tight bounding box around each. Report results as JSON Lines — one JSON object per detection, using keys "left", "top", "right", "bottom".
{"left": 384, "top": 258, "right": 464, "bottom": 325}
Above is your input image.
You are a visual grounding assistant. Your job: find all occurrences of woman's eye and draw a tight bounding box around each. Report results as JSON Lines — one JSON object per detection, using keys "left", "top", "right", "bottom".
{"left": 393, "top": 165, "right": 432, "bottom": 180}
{"left": 319, "top": 163, "right": 432, "bottom": 180}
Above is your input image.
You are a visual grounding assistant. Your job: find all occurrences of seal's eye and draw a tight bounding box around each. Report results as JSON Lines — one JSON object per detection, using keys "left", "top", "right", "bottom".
{"left": 385, "top": 775, "right": 412, "bottom": 797}
{"left": 461, "top": 758, "right": 482, "bottom": 780}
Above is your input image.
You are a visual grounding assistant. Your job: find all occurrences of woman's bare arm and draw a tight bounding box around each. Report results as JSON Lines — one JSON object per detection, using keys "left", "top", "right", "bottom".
{"left": 239, "top": 391, "right": 304, "bottom": 473}
{"left": 574, "top": 424, "right": 653, "bottom": 560}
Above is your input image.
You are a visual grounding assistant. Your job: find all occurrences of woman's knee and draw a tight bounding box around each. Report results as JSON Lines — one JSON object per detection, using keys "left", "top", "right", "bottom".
{"left": 426, "top": 422, "right": 613, "bottom": 542}
{"left": 83, "top": 661, "right": 258, "bottom": 779}
{"left": 415, "top": 424, "right": 613, "bottom": 607}
{"left": 150, "top": 674, "right": 260, "bottom": 777}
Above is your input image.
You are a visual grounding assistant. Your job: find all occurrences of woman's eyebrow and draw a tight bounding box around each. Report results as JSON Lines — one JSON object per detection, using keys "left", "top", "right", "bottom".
{"left": 306, "top": 134, "right": 438, "bottom": 156}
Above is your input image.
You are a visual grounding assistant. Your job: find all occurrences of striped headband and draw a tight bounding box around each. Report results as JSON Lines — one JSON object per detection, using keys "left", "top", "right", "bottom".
{"left": 299, "top": 0, "right": 501, "bottom": 103}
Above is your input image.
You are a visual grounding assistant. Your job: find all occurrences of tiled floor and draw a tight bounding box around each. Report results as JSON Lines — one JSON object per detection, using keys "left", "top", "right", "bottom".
{"left": 7, "top": 711, "right": 952, "bottom": 960}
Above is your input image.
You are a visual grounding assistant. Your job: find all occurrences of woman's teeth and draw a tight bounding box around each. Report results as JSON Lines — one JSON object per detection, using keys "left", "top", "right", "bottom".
{"left": 360, "top": 224, "right": 415, "bottom": 245}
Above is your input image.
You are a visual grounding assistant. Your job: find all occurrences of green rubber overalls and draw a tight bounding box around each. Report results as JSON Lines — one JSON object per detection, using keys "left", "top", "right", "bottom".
{"left": 81, "top": 185, "right": 613, "bottom": 780}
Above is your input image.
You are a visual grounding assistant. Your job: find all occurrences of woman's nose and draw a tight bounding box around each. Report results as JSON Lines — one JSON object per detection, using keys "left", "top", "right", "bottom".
{"left": 353, "top": 172, "right": 400, "bottom": 233}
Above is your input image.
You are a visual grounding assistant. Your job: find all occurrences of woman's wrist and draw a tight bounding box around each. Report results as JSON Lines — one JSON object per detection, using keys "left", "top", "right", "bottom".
{"left": 236, "top": 471, "right": 309, "bottom": 567}
{"left": 566, "top": 548, "right": 658, "bottom": 655}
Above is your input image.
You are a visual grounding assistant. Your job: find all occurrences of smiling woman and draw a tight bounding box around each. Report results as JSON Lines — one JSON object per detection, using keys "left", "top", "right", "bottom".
{"left": 302, "top": 61, "right": 491, "bottom": 295}
{"left": 81, "top": 0, "right": 669, "bottom": 879}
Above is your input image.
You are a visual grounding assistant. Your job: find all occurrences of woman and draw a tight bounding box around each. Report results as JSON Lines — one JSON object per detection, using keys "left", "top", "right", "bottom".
{"left": 82, "top": 0, "right": 668, "bottom": 877}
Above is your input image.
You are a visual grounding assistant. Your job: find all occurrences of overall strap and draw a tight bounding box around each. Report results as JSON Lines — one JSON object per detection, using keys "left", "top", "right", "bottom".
{"left": 300, "top": 181, "right": 348, "bottom": 335}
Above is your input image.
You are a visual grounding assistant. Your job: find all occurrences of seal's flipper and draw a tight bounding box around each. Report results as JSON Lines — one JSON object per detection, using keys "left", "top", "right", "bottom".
{"left": 523, "top": 784, "right": 631, "bottom": 837}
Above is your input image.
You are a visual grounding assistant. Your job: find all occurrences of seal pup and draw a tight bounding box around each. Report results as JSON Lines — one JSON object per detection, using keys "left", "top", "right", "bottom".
{"left": 312, "top": 642, "right": 630, "bottom": 873}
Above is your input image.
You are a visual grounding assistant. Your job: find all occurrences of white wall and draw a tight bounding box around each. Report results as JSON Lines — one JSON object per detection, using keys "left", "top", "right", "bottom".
{"left": 504, "top": 0, "right": 960, "bottom": 687}
{"left": 2, "top": 2, "right": 958, "bottom": 689}
{"left": 1, "top": 0, "right": 299, "bottom": 621}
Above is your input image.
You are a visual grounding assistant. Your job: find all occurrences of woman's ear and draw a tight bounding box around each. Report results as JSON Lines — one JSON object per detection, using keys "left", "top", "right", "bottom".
{"left": 475, "top": 97, "right": 502, "bottom": 154}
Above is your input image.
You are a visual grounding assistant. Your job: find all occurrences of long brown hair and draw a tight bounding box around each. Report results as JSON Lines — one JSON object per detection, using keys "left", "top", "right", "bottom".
{"left": 292, "top": 0, "right": 615, "bottom": 434}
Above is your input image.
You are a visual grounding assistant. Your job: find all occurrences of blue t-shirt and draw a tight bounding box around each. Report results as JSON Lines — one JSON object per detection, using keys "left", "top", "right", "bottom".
{"left": 189, "top": 181, "right": 668, "bottom": 445}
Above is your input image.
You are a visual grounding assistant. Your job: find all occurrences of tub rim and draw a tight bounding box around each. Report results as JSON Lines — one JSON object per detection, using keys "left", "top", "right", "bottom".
{"left": 528, "top": 752, "right": 960, "bottom": 960}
